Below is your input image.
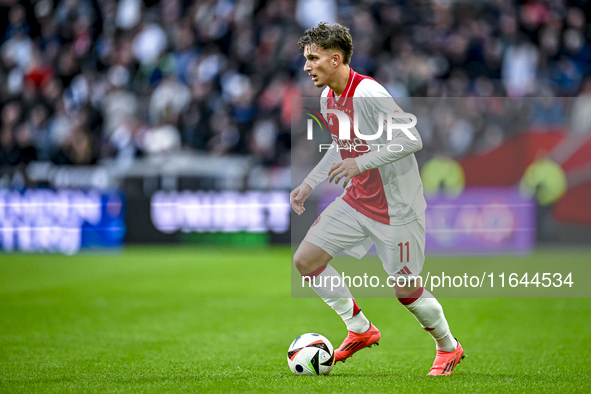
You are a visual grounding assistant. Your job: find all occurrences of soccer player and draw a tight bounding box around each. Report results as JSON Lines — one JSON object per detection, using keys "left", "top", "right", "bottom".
{"left": 291, "top": 22, "right": 465, "bottom": 376}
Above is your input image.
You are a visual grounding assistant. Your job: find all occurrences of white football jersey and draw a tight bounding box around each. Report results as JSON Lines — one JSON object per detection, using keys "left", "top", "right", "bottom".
{"left": 304, "top": 69, "right": 426, "bottom": 225}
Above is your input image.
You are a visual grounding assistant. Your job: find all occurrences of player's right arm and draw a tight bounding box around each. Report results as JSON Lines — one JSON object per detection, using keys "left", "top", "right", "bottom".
{"left": 290, "top": 183, "right": 312, "bottom": 215}
{"left": 290, "top": 140, "right": 341, "bottom": 215}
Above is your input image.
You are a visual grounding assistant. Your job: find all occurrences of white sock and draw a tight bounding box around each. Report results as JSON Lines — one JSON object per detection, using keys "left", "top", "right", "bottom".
{"left": 344, "top": 309, "right": 370, "bottom": 333}
{"left": 308, "top": 264, "right": 370, "bottom": 333}
{"left": 400, "top": 287, "right": 457, "bottom": 352}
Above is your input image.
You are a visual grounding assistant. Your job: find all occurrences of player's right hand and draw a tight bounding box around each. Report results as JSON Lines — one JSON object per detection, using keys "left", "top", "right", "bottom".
{"left": 290, "top": 183, "right": 313, "bottom": 215}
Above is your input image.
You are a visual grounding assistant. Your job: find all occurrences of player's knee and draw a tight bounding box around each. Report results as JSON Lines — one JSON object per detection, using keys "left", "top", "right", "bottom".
{"left": 293, "top": 250, "right": 325, "bottom": 275}
{"left": 294, "top": 241, "right": 332, "bottom": 275}
{"left": 392, "top": 278, "right": 422, "bottom": 299}
{"left": 393, "top": 285, "right": 409, "bottom": 299}
{"left": 293, "top": 251, "right": 310, "bottom": 275}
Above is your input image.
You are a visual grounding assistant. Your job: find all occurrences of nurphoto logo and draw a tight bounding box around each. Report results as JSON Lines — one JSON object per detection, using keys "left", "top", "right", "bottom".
{"left": 303, "top": 107, "right": 417, "bottom": 153}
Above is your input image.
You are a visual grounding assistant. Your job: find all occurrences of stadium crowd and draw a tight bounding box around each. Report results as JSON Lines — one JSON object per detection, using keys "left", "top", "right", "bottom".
{"left": 0, "top": 0, "right": 590, "bottom": 169}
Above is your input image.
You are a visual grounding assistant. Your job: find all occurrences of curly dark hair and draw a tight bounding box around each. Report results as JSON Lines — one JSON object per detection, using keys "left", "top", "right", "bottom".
{"left": 298, "top": 22, "right": 354, "bottom": 65}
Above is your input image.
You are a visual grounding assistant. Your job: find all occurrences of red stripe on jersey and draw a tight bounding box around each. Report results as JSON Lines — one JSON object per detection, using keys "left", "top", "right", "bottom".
{"left": 326, "top": 69, "right": 390, "bottom": 224}
{"left": 342, "top": 171, "right": 389, "bottom": 224}
{"left": 398, "top": 286, "right": 424, "bottom": 306}
{"left": 328, "top": 70, "right": 356, "bottom": 106}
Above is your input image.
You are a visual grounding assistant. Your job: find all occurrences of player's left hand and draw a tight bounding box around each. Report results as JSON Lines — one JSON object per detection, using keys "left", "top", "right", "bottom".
{"left": 328, "top": 159, "right": 361, "bottom": 188}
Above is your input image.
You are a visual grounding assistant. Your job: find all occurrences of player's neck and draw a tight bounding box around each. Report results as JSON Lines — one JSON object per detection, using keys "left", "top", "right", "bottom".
{"left": 329, "top": 65, "right": 351, "bottom": 97}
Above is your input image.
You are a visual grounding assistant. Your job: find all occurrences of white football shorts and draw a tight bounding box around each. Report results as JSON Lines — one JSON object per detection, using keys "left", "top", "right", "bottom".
{"left": 304, "top": 197, "right": 425, "bottom": 278}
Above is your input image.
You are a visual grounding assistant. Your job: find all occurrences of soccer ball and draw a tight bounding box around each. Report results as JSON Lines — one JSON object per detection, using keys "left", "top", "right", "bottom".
{"left": 287, "top": 333, "right": 334, "bottom": 376}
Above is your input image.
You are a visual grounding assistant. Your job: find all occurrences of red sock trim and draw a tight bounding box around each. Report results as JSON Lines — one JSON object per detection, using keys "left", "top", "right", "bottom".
{"left": 398, "top": 286, "right": 424, "bottom": 306}
{"left": 352, "top": 299, "right": 361, "bottom": 316}
{"left": 301, "top": 265, "right": 327, "bottom": 281}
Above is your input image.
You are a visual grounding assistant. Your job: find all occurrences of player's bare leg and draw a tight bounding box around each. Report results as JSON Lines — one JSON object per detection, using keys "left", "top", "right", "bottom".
{"left": 393, "top": 279, "right": 464, "bottom": 375}
{"left": 294, "top": 241, "right": 379, "bottom": 362}
{"left": 293, "top": 241, "right": 332, "bottom": 275}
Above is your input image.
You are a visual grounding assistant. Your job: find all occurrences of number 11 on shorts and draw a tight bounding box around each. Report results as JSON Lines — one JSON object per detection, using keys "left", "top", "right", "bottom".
{"left": 398, "top": 242, "right": 409, "bottom": 263}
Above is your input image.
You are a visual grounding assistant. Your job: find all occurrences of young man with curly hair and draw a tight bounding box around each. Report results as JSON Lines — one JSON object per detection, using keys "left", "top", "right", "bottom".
{"left": 291, "top": 22, "right": 464, "bottom": 376}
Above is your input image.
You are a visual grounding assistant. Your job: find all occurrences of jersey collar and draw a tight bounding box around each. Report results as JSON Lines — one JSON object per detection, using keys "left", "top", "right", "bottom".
{"left": 329, "top": 68, "right": 356, "bottom": 106}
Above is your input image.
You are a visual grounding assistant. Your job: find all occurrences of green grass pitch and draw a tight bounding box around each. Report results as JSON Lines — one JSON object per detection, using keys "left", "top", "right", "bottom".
{"left": 1, "top": 246, "right": 590, "bottom": 393}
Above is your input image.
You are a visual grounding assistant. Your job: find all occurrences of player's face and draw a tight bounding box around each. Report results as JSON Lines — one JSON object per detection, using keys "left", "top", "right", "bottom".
{"left": 303, "top": 45, "right": 336, "bottom": 88}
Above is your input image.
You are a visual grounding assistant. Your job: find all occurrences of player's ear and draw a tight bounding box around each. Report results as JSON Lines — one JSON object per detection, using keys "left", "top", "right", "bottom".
{"left": 332, "top": 53, "right": 340, "bottom": 68}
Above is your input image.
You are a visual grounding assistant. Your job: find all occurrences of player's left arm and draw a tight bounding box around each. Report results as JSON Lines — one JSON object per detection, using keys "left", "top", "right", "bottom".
{"left": 328, "top": 80, "right": 422, "bottom": 187}
{"left": 354, "top": 81, "right": 423, "bottom": 172}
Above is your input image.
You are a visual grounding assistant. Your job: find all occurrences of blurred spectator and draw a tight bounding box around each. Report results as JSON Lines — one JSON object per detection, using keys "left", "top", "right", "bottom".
{"left": 28, "top": 103, "right": 52, "bottom": 161}
{"left": 52, "top": 110, "right": 97, "bottom": 164}
{"left": 143, "top": 123, "right": 181, "bottom": 155}
{"left": 502, "top": 35, "right": 539, "bottom": 96}
{"left": 149, "top": 75, "right": 190, "bottom": 126}
{"left": 109, "top": 117, "right": 146, "bottom": 161}
{"left": 101, "top": 65, "right": 138, "bottom": 135}
{"left": 116, "top": 0, "right": 142, "bottom": 30}
{"left": 207, "top": 109, "right": 240, "bottom": 155}
{"left": 132, "top": 14, "right": 167, "bottom": 67}
{"left": 0, "top": 101, "right": 22, "bottom": 165}
{"left": 296, "top": 0, "right": 336, "bottom": 29}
